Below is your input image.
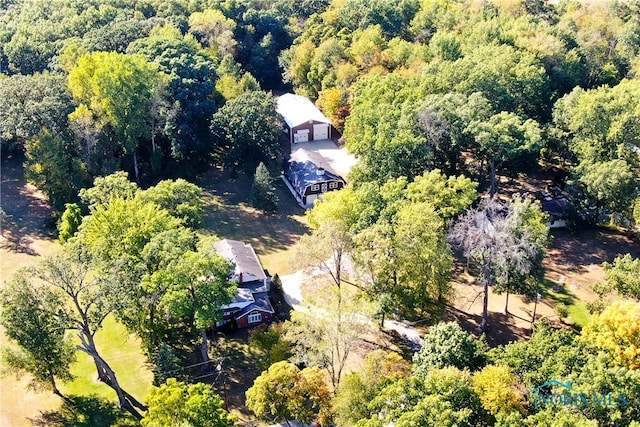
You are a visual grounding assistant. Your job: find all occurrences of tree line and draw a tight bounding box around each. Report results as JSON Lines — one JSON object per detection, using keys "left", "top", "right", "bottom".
{"left": 243, "top": 304, "right": 639, "bottom": 426}
{"left": 1, "top": 0, "right": 326, "bottom": 210}
{"left": 282, "top": 0, "right": 640, "bottom": 226}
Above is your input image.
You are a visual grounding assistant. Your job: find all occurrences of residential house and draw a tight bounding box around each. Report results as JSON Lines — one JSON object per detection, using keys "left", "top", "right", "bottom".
{"left": 277, "top": 93, "right": 333, "bottom": 143}
{"left": 282, "top": 148, "right": 346, "bottom": 208}
{"left": 538, "top": 189, "right": 569, "bottom": 229}
{"left": 214, "top": 239, "right": 274, "bottom": 329}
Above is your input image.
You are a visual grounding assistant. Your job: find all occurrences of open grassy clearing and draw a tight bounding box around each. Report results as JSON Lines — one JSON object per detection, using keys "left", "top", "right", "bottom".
{"left": 61, "top": 316, "right": 153, "bottom": 401}
{"left": 197, "top": 166, "right": 310, "bottom": 276}
{"left": 539, "top": 279, "right": 591, "bottom": 327}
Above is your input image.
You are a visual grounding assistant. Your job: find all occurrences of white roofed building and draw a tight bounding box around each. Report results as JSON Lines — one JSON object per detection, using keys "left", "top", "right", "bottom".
{"left": 276, "top": 93, "right": 333, "bottom": 144}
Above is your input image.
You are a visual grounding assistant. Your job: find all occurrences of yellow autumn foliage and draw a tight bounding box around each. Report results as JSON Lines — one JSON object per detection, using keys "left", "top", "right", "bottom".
{"left": 581, "top": 300, "right": 640, "bottom": 369}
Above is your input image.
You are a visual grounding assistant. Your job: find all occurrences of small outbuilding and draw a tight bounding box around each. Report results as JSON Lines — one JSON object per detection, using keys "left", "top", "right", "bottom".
{"left": 214, "top": 239, "right": 274, "bottom": 329}
{"left": 282, "top": 148, "right": 346, "bottom": 208}
{"left": 277, "top": 93, "right": 332, "bottom": 144}
{"left": 541, "top": 197, "right": 569, "bottom": 229}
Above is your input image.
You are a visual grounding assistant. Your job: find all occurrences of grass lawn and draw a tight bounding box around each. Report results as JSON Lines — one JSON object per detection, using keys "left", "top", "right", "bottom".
{"left": 540, "top": 279, "right": 591, "bottom": 328}
{"left": 197, "top": 167, "right": 310, "bottom": 276}
{"left": 61, "top": 315, "right": 153, "bottom": 402}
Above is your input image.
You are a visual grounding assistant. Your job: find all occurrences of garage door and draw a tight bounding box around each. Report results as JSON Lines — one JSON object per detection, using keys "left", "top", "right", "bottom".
{"left": 313, "top": 124, "right": 329, "bottom": 140}
{"left": 294, "top": 130, "right": 309, "bottom": 143}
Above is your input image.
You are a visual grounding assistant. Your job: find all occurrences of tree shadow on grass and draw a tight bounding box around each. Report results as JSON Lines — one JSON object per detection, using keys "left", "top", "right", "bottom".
{"left": 1, "top": 154, "right": 55, "bottom": 255}
{"left": 207, "top": 329, "right": 263, "bottom": 420}
{"left": 29, "top": 394, "right": 136, "bottom": 427}
{"left": 198, "top": 167, "right": 309, "bottom": 256}
{"left": 545, "top": 228, "right": 640, "bottom": 276}
{"left": 539, "top": 278, "right": 579, "bottom": 307}
{"left": 445, "top": 306, "right": 532, "bottom": 346}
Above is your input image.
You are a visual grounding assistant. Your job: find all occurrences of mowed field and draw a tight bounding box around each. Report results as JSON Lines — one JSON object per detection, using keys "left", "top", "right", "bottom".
{"left": 1, "top": 154, "right": 64, "bottom": 426}
{"left": 0, "top": 155, "right": 153, "bottom": 426}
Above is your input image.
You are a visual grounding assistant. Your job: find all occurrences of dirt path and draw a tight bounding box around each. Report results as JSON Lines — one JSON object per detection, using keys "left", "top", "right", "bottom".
{"left": 1, "top": 154, "right": 62, "bottom": 426}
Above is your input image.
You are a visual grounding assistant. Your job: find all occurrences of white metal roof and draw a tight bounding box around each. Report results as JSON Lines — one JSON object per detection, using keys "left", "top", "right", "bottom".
{"left": 276, "top": 93, "right": 331, "bottom": 128}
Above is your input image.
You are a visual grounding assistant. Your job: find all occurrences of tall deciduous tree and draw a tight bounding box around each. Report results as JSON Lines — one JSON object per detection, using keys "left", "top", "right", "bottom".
{"left": 581, "top": 300, "right": 640, "bottom": 370}
{"left": 67, "top": 51, "right": 161, "bottom": 182}
{"left": 333, "top": 350, "right": 410, "bottom": 425}
{"left": 188, "top": 9, "right": 237, "bottom": 56}
{"left": 24, "top": 129, "right": 88, "bottom": 209}
{"left": 58, "top": 203, "right": 82, "bottom": 244}
{"left": 246, "top": 361, "right": 331, "bottom": 426}
{"left": 284, "top": 287, "right": 368, "bottom": 389}
{"left": 140, "top": 179, "right": 204, "bottom": 228}
{"left": 576, "top": 159, "right": 638, "bottom": 224}
{"left": 142, "top": 251, "right": 236, "bottom": 367}
{"left": 0, "top": 72, "right": 73, "bottom": 150}
{"left": 18, "top": 243, "right": 147, "bottom": 419}
{"left": 79, "top": 171, "right": 140, "bottom": 208}
{"left": 604, "top": 254, "right": 640, "bottom": 300}
{"left": 472, "top": 365, "right": 526, "bottom": 417}
{"left": 210, "top": 91, "right": 282, "bottom": 173}
{"left": 354, "top": 200, "right": 454, "bottom": 321}
{"left": 448, "top": 198, "right": 545, "bottom": 332}
{"left": 492, "top": 197, "right": 550, "bottom": 313}
{"left": 127, "top": 26, "right": 219, "bottom": 171}
{"left": 142, "top": 378, "right": 235, "bottom": 427}
{"left": 0, "top": 273, "right": 76, "bottom": 399}
{"left": 412, "top": 322, "right": 484, "bottom": 376}
{"left": 469, "top": 111, "right": 542, "bottom": 197}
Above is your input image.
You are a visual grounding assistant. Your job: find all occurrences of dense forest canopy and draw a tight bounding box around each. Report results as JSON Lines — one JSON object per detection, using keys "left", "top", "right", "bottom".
{"left": 1, "top": 0, "right": 638, "bottom": 224}
{"left": 0, "top": 0, "right": 329, "bottom": 209}
{"left": 1, "top": 1, "right": 640, "bottom": 424}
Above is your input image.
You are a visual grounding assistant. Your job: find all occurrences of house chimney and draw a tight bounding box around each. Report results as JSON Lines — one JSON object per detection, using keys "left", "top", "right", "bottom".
{"left": 316, "top": 167, "right": 325, "bottom": 176}
{"left": 239, "top": 272, "right": 243, "bottom": 284}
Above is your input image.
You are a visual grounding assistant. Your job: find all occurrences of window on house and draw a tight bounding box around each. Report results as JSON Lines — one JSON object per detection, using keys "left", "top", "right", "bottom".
{"left": 248, "top": 312, "right": 262, "bottom": 324}
{"left": 329, "top": 182, "right": 338, "bottom": 189}
{"left": 310, "top": 184, "right": 320, "bottom": 191}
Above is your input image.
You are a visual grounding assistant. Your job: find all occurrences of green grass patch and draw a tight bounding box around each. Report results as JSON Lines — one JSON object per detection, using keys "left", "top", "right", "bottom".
{"left": 197, "top": 169, "right": 309, "bottom": 276}
{"left": 566, "top": 301, "right": 591, "bottom": 328}
{"left": 540, "top": 279, "right": 591, "bottom": 328}
{"left": 62, "top": 315, "right": 153, "bottom": 402}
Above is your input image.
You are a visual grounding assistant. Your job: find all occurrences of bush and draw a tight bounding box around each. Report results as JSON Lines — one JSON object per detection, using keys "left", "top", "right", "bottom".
{"left": 413, "top": 322, "right": 485, "bottom": 377}
{"left": 556, "top": 303, "right": 568, "bottom": 318}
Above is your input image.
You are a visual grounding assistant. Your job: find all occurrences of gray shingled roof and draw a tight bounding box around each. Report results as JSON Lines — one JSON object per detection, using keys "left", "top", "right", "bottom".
{"left": 214, "top": 239, "right": 267, "bottom": 283}
{"left": 235, "top": 292, "right": 274, "bottom": 318}
{"left": 283, "top": 149, "right": 345, "bottom": 198}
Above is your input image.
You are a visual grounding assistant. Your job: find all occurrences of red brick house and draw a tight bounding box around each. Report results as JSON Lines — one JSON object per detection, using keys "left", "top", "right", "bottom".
{"left": 214, "top": 239, "right": 275, "bottom": 329}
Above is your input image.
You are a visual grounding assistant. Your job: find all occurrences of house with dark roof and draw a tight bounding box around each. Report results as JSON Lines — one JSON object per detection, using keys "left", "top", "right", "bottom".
{"left": 282, "top": 148, "right": 346, "bottom": 208}
{"left": 537, "top": 188, "right": 570, "bottom": 229}
{"left": 277, "top": 93, "right": 333, "bottom": 144}
{"left": 214, "top": 239, "right": 274, "bottom": 329}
